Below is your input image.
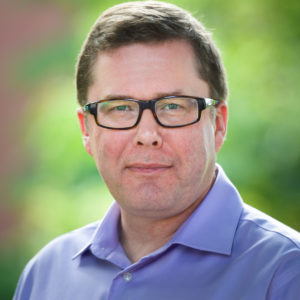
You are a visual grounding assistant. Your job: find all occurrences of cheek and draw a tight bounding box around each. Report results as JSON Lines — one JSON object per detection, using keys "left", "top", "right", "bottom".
{"left": 177, "top": 123, "right": 215, "bottom": 168}
{"left": 90, "top": 130, "right": 129, "bottom": 170}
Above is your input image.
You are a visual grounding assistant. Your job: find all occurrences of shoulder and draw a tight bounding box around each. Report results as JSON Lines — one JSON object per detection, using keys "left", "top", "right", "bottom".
{"left": 35, "top": 220, "right": 99, "bottom": 260}
{"left": 13, "top": 221, "right": 100, "bottom": 299}
{"left": 17, "top": 221, "right": 100, "bottom": 282}
{"left": 240, "top": 203, "right": 300, "bottom": 249}
{"left": 235, "top": 204, "right": 300, "bottom": 296}
{"left": 234, "top": 203, "right": 300, "bottom": 269}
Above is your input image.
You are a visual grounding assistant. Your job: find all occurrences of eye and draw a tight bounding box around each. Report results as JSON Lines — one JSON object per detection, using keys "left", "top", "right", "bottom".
{"left": 164, "top": 103, "right": 179, "bottom": 110}
{"left": 99, "top": 100, "right": 136, "bottom": 114}
{"left": 114, "top": 105, "right": 131, "bottom": 111}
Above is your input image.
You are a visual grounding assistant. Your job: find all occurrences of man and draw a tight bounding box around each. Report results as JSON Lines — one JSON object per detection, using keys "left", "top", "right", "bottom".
{"left": 14, "top": 1, "right": 300, "bottom": 299}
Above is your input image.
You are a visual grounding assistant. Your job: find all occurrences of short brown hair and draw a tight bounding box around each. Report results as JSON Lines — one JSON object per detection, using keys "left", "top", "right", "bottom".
{"left": 76, "top": 1, "right": 228, "bottom": 106}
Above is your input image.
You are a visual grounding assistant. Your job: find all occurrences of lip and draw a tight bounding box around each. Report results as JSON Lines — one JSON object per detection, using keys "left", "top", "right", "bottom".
{"left": 126, "top": 163, "right": 172, "bottom": 174}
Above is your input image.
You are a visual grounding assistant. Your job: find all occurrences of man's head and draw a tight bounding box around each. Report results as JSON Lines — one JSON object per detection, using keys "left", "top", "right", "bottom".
{"left": 76, "top": 1, "right": 228, "bottom": 106}
{"left": 77, "top": 1, "right": 228, "bottom": 221}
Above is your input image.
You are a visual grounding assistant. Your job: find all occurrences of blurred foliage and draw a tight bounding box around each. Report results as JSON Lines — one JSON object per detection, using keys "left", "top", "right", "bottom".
{"left": 2, "top": 0, "right": 300, "bottom": 298}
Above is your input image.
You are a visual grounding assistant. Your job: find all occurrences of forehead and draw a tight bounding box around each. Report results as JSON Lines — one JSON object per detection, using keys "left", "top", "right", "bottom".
{"left": 87, "top": 40, "right": 209, "bottom": 101}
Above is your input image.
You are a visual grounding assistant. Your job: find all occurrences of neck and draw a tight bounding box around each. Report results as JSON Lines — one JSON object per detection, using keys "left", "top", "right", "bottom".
{"left": 119, "top": 170, "right": 217, "bottom": 263}
{"left": 119, "top": 210, "right": 188, "bottom": 263}
{"left": 119, "top": 190, "right": 211, "bottom": 263}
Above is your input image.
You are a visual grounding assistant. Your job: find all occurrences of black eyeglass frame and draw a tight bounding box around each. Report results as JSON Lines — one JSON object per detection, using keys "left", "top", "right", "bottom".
{"left": 83, "top": 95, "right": 220, "bottom": 130}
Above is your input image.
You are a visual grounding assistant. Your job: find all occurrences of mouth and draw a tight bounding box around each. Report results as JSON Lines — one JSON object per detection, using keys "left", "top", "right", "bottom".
{"left": 126, "top": 163, "right": 172, "bottom": 174}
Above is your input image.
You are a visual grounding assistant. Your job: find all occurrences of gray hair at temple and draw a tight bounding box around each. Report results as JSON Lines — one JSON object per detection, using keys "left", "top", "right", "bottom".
{"left": 76, "top": 1, "right": 228, "bottom": 106}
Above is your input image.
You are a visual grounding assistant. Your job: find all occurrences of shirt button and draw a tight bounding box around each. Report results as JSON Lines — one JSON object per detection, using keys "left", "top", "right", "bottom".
{"left": 123, "top": 272, "right": 132, "bottom": 282}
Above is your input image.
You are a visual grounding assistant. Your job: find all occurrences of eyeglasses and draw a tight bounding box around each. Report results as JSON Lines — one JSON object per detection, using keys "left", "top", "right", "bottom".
{"left": 83, "top": 95, "right": 220, "bottom": 130}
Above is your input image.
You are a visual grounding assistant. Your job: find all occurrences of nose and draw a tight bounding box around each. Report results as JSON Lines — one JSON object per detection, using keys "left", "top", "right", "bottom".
{"left": 133, "top": 109, "right": 163, "bottom": 148}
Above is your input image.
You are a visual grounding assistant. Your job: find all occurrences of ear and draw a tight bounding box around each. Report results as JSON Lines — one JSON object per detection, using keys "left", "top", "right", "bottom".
{"left": 77, "top": 108, "right": 93, "bottom": 156}
{"left": 214, "top": 101, "right": 228, "bottom": 153}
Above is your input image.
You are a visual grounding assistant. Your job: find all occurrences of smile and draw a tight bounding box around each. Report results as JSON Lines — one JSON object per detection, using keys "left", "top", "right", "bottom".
{"left": 126, "top": 163, "right": 172, "bottom": 174}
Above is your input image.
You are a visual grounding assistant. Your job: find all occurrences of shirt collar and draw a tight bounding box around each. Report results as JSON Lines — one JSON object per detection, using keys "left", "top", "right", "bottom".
{"left": 73, "top": 164, "right": 243, "bottom": 260}
{"left": 170, "top": 164, "right": 243, "bottom": 255}
{"left": 72, "top": 202, "right": 125, "bottom": 262}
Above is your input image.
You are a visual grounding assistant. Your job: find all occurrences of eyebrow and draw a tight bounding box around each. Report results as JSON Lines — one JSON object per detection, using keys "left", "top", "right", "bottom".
{"left": 102, "top": 90, "right": 186, "bottom": 100}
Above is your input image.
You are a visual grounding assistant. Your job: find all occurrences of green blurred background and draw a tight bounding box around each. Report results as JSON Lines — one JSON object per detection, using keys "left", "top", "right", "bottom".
{"left": 1, "top": 0, "right": 299, "bottom": 298}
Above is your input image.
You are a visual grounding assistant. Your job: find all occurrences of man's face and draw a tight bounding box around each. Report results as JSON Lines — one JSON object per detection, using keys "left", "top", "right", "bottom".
{"left": 78, "top": 40, "right": 227, "bottom": 220}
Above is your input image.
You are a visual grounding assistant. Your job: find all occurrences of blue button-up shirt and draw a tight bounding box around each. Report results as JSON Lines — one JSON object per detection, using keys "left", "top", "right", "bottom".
{"left": 14, "top": 166, "right": 300, "bottom": 299}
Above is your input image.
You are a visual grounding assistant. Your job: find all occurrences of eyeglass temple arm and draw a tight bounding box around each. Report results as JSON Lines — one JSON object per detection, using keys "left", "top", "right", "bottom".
{"left": 83, "top": 104, "right": 90, "bottom": 112}
{"left": 83, "top": 103, "right": 97, "bottom": 115}
{"left": 204, "top": 98, "right": 220, "bottom": 108}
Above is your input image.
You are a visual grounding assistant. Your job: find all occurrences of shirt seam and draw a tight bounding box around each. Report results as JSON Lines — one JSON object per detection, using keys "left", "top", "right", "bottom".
{"left": 240, "top": 217, "right": 300, "bottom": 249}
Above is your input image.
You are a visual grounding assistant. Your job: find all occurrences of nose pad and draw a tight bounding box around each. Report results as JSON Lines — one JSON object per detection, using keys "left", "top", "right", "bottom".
{"left": 133, "top": 110, "right": 163, "bottom": 148}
